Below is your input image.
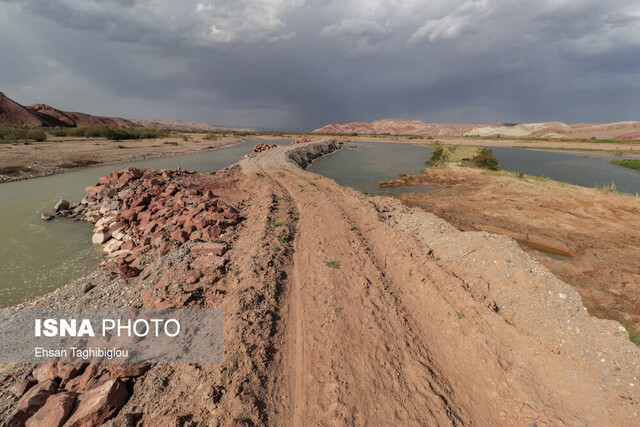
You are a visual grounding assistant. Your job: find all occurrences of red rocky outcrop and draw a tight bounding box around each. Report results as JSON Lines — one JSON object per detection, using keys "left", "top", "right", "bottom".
{"left": 247, "top": 143, "right": 277, "bottom": 156}
{"left": 290, "top": 135, "right": 314, "bottom": 145}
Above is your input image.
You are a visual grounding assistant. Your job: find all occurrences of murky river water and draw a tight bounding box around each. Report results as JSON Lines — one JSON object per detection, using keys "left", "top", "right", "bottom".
{"left": 0, "top": 138, "right": 290, "bottom": 306}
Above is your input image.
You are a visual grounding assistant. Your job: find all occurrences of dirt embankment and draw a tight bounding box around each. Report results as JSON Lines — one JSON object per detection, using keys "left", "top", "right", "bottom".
{"left": 387, "top": 166, "right": 640, "bottom": 335}
{"left": 1, "top": 139, "right": 639, "bottom": 425}
{"left": 0, "top": 134, "right": 242, "bottom": 183}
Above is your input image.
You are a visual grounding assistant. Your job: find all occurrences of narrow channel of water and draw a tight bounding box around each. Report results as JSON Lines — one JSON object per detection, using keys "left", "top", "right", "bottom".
{"left": 0, "top": 138, "right": 290, "bottom": 306}
{"left": 307, "top": 142, "right": 436, "bottom": 196}
{"left": 490, "top": 147, "right": 640, "bottom": 195}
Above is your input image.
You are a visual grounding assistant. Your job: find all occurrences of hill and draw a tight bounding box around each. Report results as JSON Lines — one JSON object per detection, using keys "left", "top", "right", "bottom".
{"left": 0, "top": 92, "right": 223, "bottom": 131}
{"left": 314, "top": 118, "right": 640, "bottom": 140}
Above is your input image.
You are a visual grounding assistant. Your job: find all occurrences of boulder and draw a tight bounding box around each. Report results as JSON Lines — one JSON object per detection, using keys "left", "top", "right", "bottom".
{"left": 6, "top": 379, "right": 58, "bottom": 426}
{"left": 25, "top": 392, "right": 76, "bottom": 427}
{"left": 63, "top": 379, "right": 129, "bottom": 427}
{"left": 191, "top": 242, "right": 227, "bottom": 257}
{"left": 170, "top": 230, "right": 190, "bottom": 244}
{"left": 118, "top": 264, "right": 140, "bottom": 279}
{"left": 53, "top": 199, "right": 70, "bottom": 213}
{"left": 102, "top": 239, "right": 123, "bottom": 254}
{"left": 41, "top": 213, "right": 54, "bottom": 221}
{"left": 91, "top": 230, "right": 111, "bottom": 245}
{"left": 32, "top": 363, "right": 58, "bottom": 382}
{"left": 8, "top": 378, "right": 34, "bottom": 397}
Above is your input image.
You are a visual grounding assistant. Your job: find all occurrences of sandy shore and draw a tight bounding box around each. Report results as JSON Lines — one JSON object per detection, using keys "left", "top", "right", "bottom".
{"left": 1, "top": 139, "right": 638, "bottom": 425}
{"left": 0, "top": 134, "right": 244, "bottom": 183}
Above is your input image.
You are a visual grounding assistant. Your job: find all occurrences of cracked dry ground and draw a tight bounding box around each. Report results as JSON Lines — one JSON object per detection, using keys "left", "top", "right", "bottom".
{"left": 2, "top": 140, "right": 639, "bottom": 425}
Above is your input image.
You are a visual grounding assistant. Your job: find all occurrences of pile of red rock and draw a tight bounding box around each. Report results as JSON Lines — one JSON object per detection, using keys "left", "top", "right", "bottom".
{"left": 246, "top": 143, "right": 277, "bottom": 157}
{"left": 4, "top": 361, "right": 145, "bottom": 426}
{"left": 289, "top": 135, "right": 314, "bottom": 145}
{"left": 81, "top": 167, "right": 238, "bottom": 280}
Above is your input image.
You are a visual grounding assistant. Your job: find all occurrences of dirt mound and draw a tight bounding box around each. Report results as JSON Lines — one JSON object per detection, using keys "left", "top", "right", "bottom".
{"left": 0, "top": 92, "right": 47, "bottom": 126}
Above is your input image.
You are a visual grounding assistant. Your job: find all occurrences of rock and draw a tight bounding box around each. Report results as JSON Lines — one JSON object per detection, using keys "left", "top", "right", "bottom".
{"left": 170, "top": 230, "right": 190, "bottom": 244}
{"left": 117, "top": 168, "right": 143, "bottom": 183}
{"left": 32, "top": 363, "right": 58, "bottom": 382}
{"left": 107, "top": 364, "right": 150, "bottom": 379}
{"left": 58, "top": 209, "right": 74, "bottom": 218}
{"left": 57, "top": 363, "right": 86, "bottom": 386}
{"left": 94, "top": 215, "right": 116, "bottom": 230}
{"left": 118, "top": 264, "right": 140, "bottom": 279}
{"left": 103, "top": 239, "right": 123, "bottom": 254}
{"left": 92, "top": 230, "right": 112, "bottom": 245}
{"left": 41, "top": 213, "right": 54, "bottom": 221}
{"left": 6, "top": 379, "right": 58, "bottom": 426}
{"left": 63, "top": 379, "right": 129, "bottom": 427}
{"left": 64, "top": 364, "right": 101, "bottom": 393}
{"left": 25, "top": 392, "right": 76, "bottom": 427}
{"left": 82, "top": 282, "right": 96, "bottom": 293}
{"left": 191, "top": 243, "right": 227, "bottom": 257}
{"left": 191, "top": 255, "right": 226, "bottom": 272}
{"left": 53, "top": 199, "right": 70, "bottom": 213}
{"left": 8, "top": 378, "right": 34, "bottom": 397}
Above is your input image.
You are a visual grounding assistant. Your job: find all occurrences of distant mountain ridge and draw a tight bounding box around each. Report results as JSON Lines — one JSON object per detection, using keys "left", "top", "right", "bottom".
{"left": 0, "top": 92, "right": 230, "bottom": 131}
{"left": 314, "top": 118, "right": 640, "bottom": 140}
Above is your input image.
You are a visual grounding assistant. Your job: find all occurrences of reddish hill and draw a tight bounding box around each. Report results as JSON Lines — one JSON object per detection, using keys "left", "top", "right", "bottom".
{"left": 26, "top": 104, "right": 78, "bottom": 127}
{"left": 314, "top": 119, "right": 640, "bottom": 140}
{"left": 0, "top": 92, "right": 48, "bottom": 126}
{"left": 314, "top": 119, "right": 477, "bottom": 136}
{"left": 0, "top": 92, "right": 223, "bottom": 131}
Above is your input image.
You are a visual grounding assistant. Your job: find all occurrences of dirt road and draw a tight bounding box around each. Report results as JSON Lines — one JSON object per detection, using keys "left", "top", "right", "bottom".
{"left": 235, "top": 140, "right": 639, "bottom": 425}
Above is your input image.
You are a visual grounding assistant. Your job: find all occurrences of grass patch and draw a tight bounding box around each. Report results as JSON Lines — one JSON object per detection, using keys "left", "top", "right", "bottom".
{"left": 611, "top": 159, "right": 640, "bottom": 171}
{"left": 324, "top": 260, "right": 341, "bottom": 269}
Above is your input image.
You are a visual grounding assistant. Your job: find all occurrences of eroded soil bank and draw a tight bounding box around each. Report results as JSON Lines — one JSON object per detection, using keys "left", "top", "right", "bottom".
{"left": 0, "top": 134, "right": 242, "bottom": 183}
{"left": 386, "top": 166, "right": 640, "bottom": 337}
{"left": 1, "top": 139, "right": 638, "bottom": 425}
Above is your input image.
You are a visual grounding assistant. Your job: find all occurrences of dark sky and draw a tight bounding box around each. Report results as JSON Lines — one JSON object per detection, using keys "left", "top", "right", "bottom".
{"left": 1, "top": 0, "right": 639, "bottom": 131}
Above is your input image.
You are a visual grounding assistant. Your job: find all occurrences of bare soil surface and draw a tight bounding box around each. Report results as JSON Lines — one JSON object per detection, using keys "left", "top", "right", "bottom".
{"left": 1, "top": 139, "right": 638, "bottom": 425}
{"left": 0, "top": 134, "right": 242, "bottom": 183}
{"left": 390, "top": 166, "right": 640, "bottom": 337}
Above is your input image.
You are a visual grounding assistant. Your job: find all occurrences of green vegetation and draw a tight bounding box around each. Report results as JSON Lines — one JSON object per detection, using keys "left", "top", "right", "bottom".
{"left": 426, "top": 145, "right": 499, "bottom": 170}
{"left": 324, "top": 260, "right": 341, "bottom": 269}
{"left": 0, "top": 127, "right": 48, "bottom": 143}
{"left": 619, "top": 318, "right": 640, "bottom": 347}
{"left": 469, "top": 148, "right": 500, "bottom": 170}
{"left": 47, "top": 126, "right": 167, "bottom": 140}
{"left": 611, "top": 159, "right": 640, "bottom": 171}
{"left": 426, "top": 146, "right": 449, "bottom": 166}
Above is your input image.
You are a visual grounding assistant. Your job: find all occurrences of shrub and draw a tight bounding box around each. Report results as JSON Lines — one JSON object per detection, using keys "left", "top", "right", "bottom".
{"left": 470, "top": 148, "right": 500, "bottom": 170}
{"left": 27, "top": 129, "right": 47, "bottom": 141}
{"left": 426, "top": 146, "right": 449, "bottom": 167}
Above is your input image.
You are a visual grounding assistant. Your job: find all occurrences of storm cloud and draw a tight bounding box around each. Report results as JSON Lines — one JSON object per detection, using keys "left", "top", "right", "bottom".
{"left": 0, "top": 0, "right": 639, "bottom": 130}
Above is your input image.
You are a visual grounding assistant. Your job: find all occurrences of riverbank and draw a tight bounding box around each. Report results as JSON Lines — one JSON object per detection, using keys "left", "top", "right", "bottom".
{"left": 1, "top": 138, "right": 639, "bottom": 425}
{"left": 0, "top": 134, "right": 243, "bottom": 183}
{"left": 380, "top": 164, "right": 640, "bottom": 341}
{"left": 335, "top": 134, "right": 640, "bottom": 154}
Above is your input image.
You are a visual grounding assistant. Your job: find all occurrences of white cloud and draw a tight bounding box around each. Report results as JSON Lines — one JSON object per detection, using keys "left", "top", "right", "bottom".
{"left": 409, "top": 0, "right": 491, "bottom": 43}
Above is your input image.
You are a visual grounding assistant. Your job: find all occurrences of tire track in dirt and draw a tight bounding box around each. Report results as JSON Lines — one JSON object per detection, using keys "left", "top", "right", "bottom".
{"left": 267, "top": 169, "right": 465, "bottom": 425}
